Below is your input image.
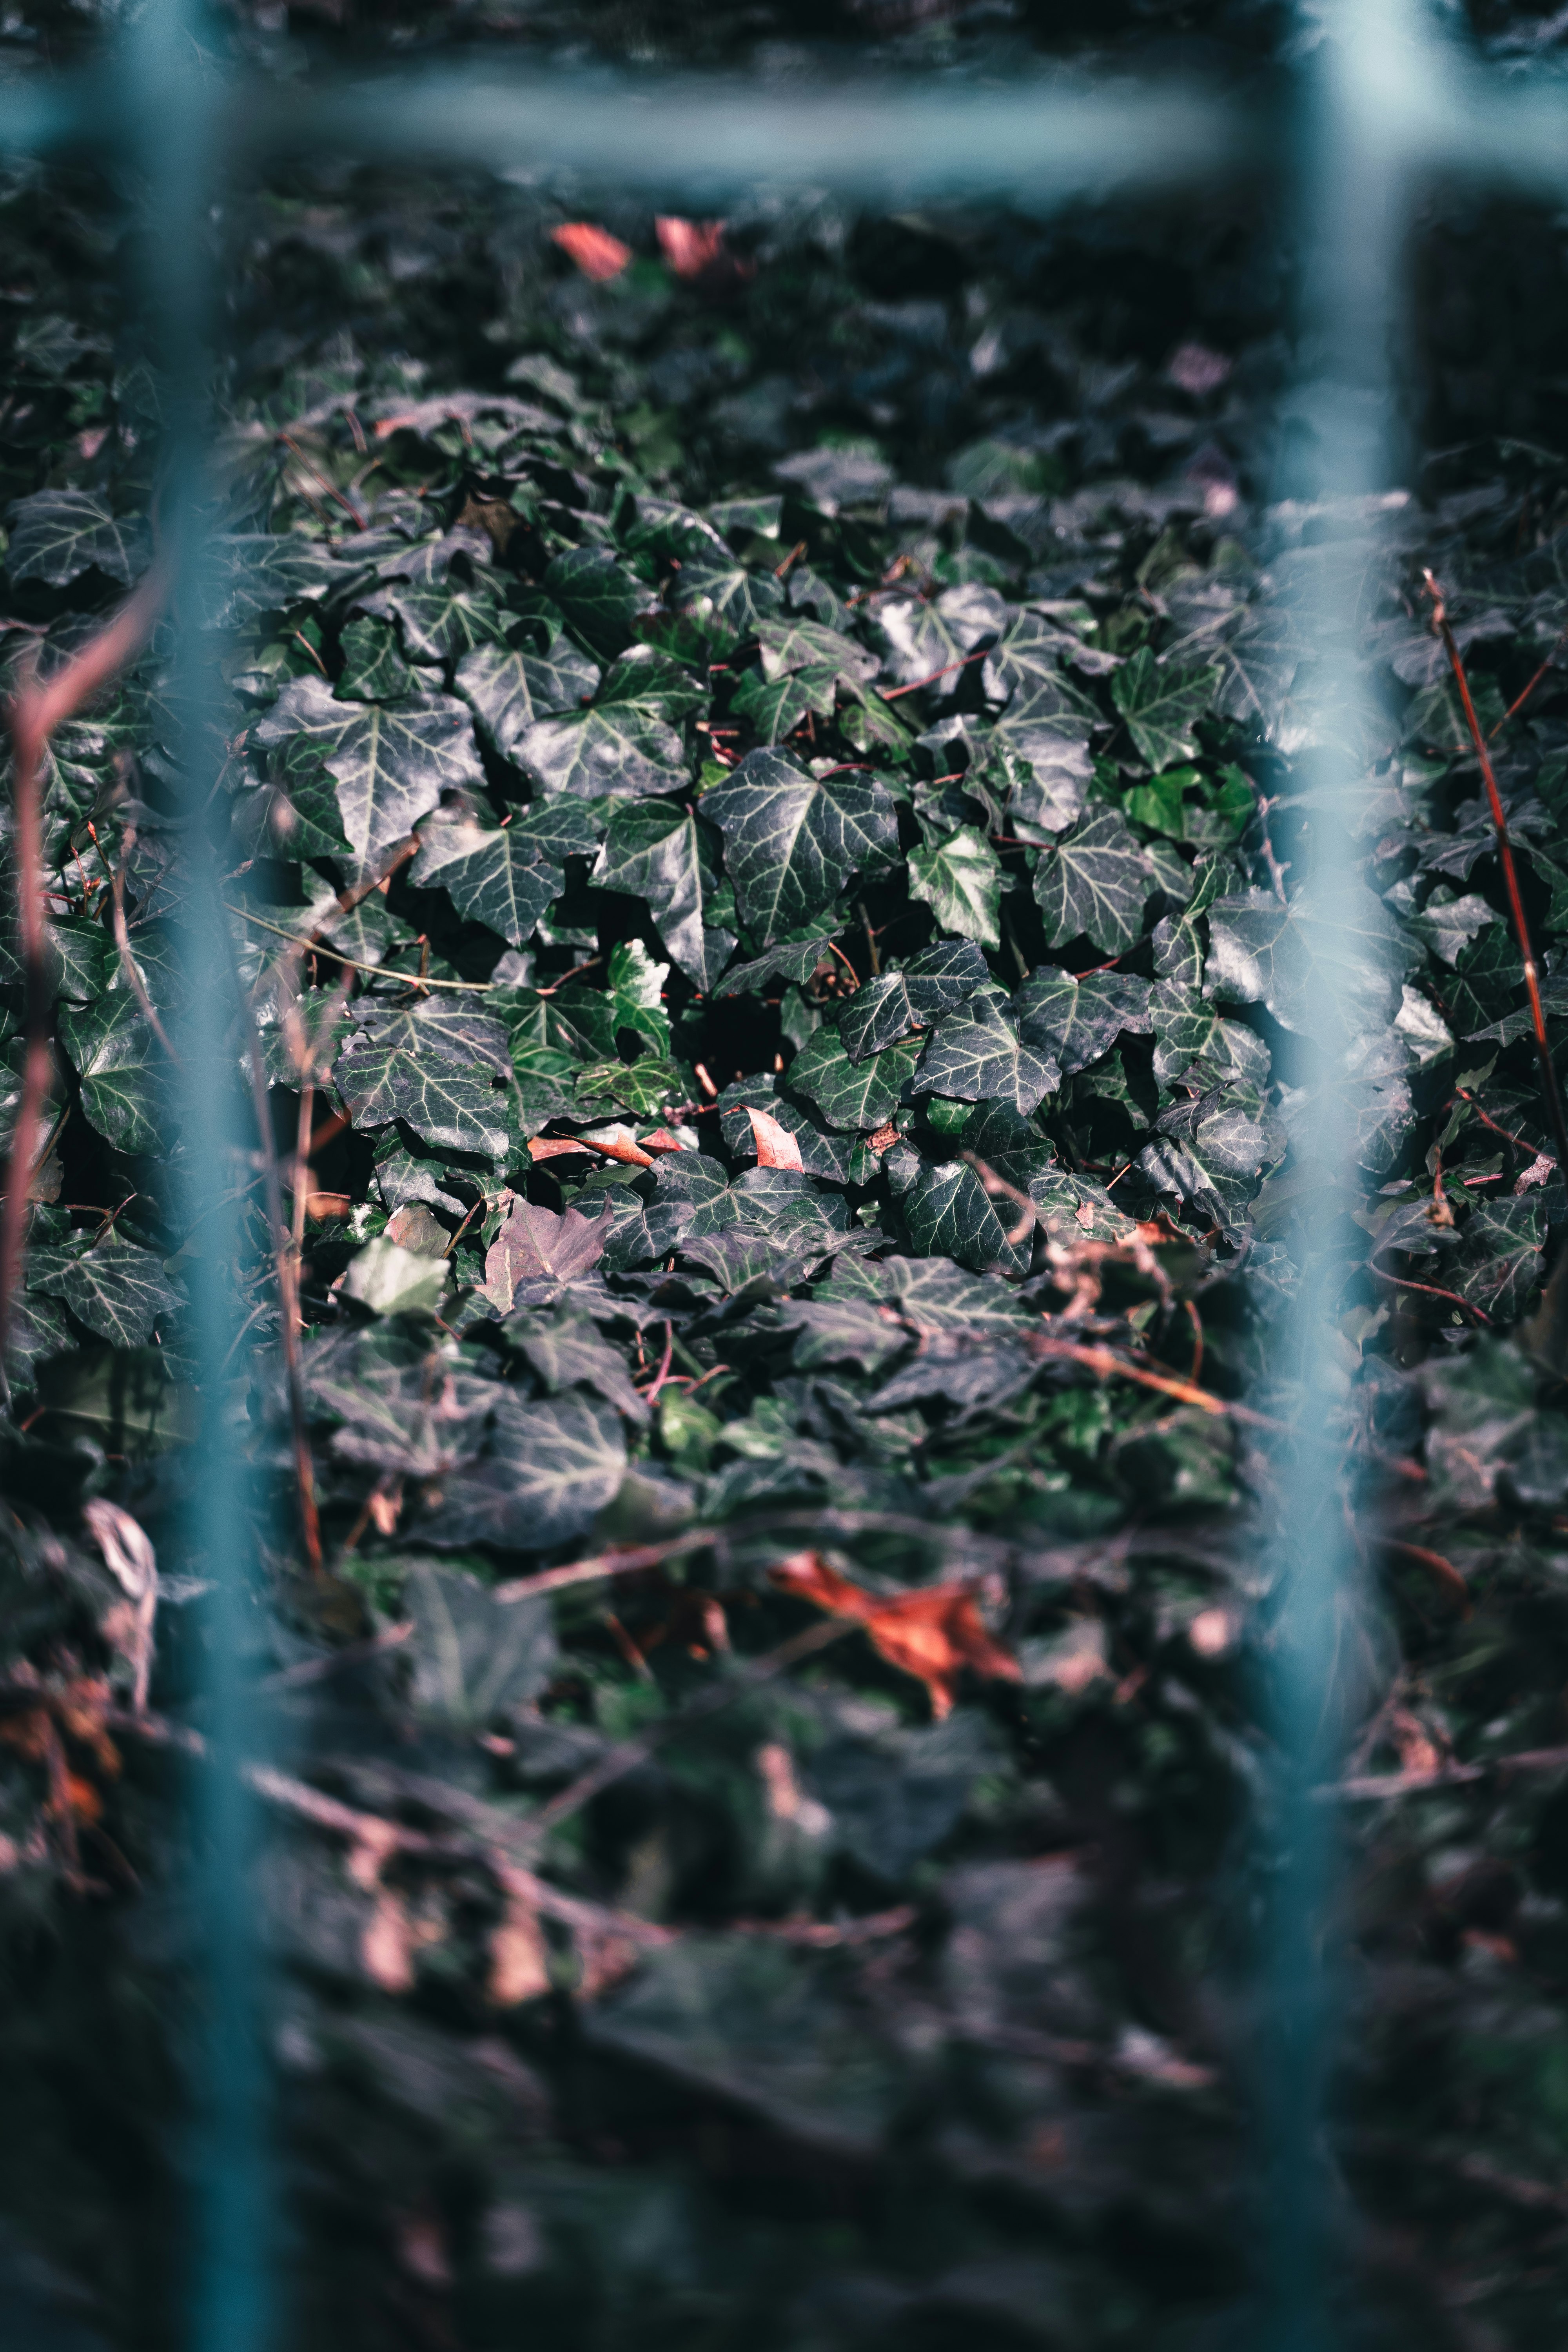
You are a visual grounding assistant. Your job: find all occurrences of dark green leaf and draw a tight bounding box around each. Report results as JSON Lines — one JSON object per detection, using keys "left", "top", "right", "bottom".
{"left": 1032, "top": 810, "right": 1154, "bottom": 954}
{"left": 702, "top": 750, "right": 899, "bottom": 944}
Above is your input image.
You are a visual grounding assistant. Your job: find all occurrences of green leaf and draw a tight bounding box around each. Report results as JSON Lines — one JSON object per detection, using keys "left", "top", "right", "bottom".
{"left": 838, "top": 941, "right": 989, "bottom": 1063}
{"left": 57, "top": 987, "right": 176, "bottom": 1154}
{"left": 333, "top": 1000, "right": 513, "bottom": 1156}
{"left": 510, "top": 1302, "right": 649, "bottom": 1422}
{"left": 1112, "top": 648, "right": 1218, "bottom": 772}
{"left": 29, "top": 1232, "right": 184, "bottom": 1347}
{"left": 591, "top": 800, "right": 735, "bottom": 991}
{"left": 915, "top": 992, "right": 1058, "bottom": 1116}
{"left": 1205, "top": 878, "right": 1417, "bottom": 1045}
{"left": 755, "top": 615, "right": 879, "bottom": 685}
{"left": 1013, "top": 968, "right": 1153, "bottom": 1075}
{"left": 608, "top": 939, "right": 671, "bottom": 1054}
{"left": 340, "top": 1237, "right": 450, "bottom": 1317}
{"left": 200, "top": 532, "right": 347, "bottom": 627}
{"left": 786, "top": 1032, "right": 918, "bottom": 1131}
{"left": 871, "top": 584, "right": 1005, "bottom": 695}
{"left": 411, "top": 815, "right": 563, "bottom": 947}
{"left": 901, "top": 1160, "right": 1030, "bottom": 1276}
{"left": 405, "top": 1561, "right": 557, "bottom": 1726}
{"left": 729, "top": 663, "right": 839, "bottom": 744}
{"left": 702, "top": 750, "right": 900, "bottom": 944}
{"left": 543, "top": 546, "right": 655, "bottom": 659}
{"left": 513, "top": 690, "right": 688, "bottom": 799}
{"left": 907, "top": 825, "right": 1003, "bottom": 948}
{"left": 716, "top": 927, "right": 842, "bottom": 998}
{"left": 1149, "top": 980, "right": 1271, "bottom": 1089}
{"left": 673, "top": 550, "right": 785, "bottom": 637}
{"left": 421, "top": 1391, "right": 627, "bottom": 1552}
{"left": 254, "top": 675, "right": 485, "bottom": 878}
{"left": 356, "top": 570, "right": 507, "bottom": 663}
{"left": 337, "top": 615, "right": 418, "bottom": 702}
{"left": 454, "top": 634, "right": 601, "bottom": 755}
{"left": 5, "top": 488, "right": 149, "bottom": 586}
{"left": 1457, "top": 1200, "right": 1545, "bottom": 1320}
{"left": 1032, "top": 810, "right": 1154, "bottom": 955}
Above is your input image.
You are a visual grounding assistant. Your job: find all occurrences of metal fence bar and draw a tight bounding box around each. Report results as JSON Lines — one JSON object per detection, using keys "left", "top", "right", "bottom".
{"left": 0, "top": 6, "right": 1561, "bottom": 2346}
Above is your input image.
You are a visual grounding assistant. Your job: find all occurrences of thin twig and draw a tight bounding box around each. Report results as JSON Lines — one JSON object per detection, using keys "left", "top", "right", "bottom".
{"left": 229, "top": 901, "right": 490, "bottom": 991}
{"left": 0, "top": 553, "right": 173, "bottom": 1392}
{"left": 1425, "top": 570, "right": 1568, "bottom": 1185}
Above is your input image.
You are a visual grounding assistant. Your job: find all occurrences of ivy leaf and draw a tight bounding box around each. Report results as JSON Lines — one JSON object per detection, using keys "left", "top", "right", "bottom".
{"left": 702, "top": 749, "right": 900, "bottom": 944}
{"left": 981, "top": 608, "right": 1081, "bottom": 705}
{"left": 907, "top": 826, "right": 1003, "bottom": 948}
{"left": 838, "top": 940, "right": 990, "bottom": 1063}
{"left": 29, "top": 1233, "right": 184, "bottom": 1347}
{"left": 591, "top": 800, "right": 735, "bottom": 991}
{"left": 200, "top": 533, "right": 347, "bottom": 626}
{"left": 1032, "top": 810, "right": 1154, "bottom": 955}
{"left": 454, "top": 634, "right": 601, "bottom": 754}
{"left": 1149, "top": 979, "right": 1272, "bottom": 1089}
{"left": 716, "top": 927, "right": 842, "bottom": 997}
{"left": 673, "top": 551, "right": 785, "bottom": 637}
{"left": 254, "top": 676, "right": 485, "bottom": 878}
{"left": 512, "top": 655, "right": 691, "bottom": 798}
{"left": 333, "top": 1000, "right": 513, "bottom": 1156}
{"left": 411, "top": 816, "right": 563, "bottom": 947}
{"left": 484, "top": 1195, "right": 610, "bottom": 1314}
{"left": 356, "top": 571, "right": 507, "bottom": 663}
{"left": 1205, "top": 878, "right": 1416, "bottom": 1045}
{"left": 1111, "top": 648, "right": 1217, "bottom": 772}
{"left": 337, "top": 615, "right": 417, "bottom": 702}
{"left": 510, "top": 1303, "right": 649, "bottom": 1423}
{"left": 1457, "top": 1200, "right": 1545, "bottom": 1320}
{"left": 1013, "top": 968, "right": 1153, "bottom": 1074}
{"left": 543, "top": 547, "right": 656, "bottom": 659}
{"left": 729, "top": 664, "right": 839, "bottom": 745}
{"left": 786, "top": 1032, "right": 919, "bottom": 1132}
{"left": 405, "top": 1563, "right": 558, "bottom": 1726}
{"left": 901, "top": 1160, "right": 1030, "bottom": 1276}
{"left": 871, "top": 584, "right": 1006, "bottom": 696}
{"left": 57, "top": 988, "right": 176, "bottom": 1154}
{"left": 421, "top": 1392, "right": 627, "bottom": 1553}
{"left": 5, "top": 488, "right": 149, "bottom": 586}
{"left": 755, "top": 616, "right": 879, "bottom": 685}
{"left": 608, "top": 939, "right": 671, "bottom": 1055}
{"left": 915, "top": 993, "right": 1059, "bottom": 1116}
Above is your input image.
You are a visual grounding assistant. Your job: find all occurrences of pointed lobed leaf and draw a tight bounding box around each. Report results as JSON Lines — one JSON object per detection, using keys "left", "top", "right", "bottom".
{"left": 1032, "top": 809, "right": 1154, "bottom": 954}
{"left": 702, "top": 749, "right": 899, "bottom": 944}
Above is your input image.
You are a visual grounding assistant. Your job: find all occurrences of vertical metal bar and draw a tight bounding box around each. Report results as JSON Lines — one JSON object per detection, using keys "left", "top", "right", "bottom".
{"left": 126, "top": 9, "right": 275, "bottom": 2348}
{"left": 1263, "top": 5, "right": 1423, "bottom": 2341}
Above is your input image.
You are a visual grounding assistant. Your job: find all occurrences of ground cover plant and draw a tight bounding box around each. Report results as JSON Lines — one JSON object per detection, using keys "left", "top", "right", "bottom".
{"left": 11, "top": 5, "right": 1568, "bottom": 2350}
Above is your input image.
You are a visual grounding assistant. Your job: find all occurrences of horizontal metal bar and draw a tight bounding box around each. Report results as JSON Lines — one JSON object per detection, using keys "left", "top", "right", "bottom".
{"left": 0, "top": 65, "right": 1251, "bottom": 196}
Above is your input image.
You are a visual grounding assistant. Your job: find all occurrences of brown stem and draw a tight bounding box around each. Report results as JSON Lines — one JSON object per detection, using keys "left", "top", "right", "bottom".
{"left": 0, "top": 555, "right": 173, "bottom": 1391}
{"left": 1425, "top": 571, "right": 1568, "bottom": 1186}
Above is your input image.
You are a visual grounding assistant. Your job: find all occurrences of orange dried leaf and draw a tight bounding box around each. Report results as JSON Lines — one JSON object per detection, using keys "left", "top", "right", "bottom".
{"left": 551, "top": 222, "right": 632, "bottom": 281}
{"left": 655, "top": 217, "right": 728, "bottom": 278}
{"left": 769, "top": 1550, "right": 1020, "bottom": 1718}
{"left": 639, "top": 1127, "right": 689, "bottom": 1155}
{"left": 744, "top": 1105, "right": 805, "bottom": 1171}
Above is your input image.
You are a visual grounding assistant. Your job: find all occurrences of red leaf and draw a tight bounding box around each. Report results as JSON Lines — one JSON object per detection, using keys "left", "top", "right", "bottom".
{"left": 551, "top": 223, "right": 632, "bottom": 282}
{"left": 655, "top": 216, "right": 755, "bottom": 292}
{"left": 769, "top": 1551, "right": 1020, "bottom": 1719}
{"left": 744, "top": 1106, "right": 805, "bottom": 1171}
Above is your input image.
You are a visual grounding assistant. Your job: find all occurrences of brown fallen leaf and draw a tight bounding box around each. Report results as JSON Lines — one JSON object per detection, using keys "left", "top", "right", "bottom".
{"left": 639, "top": 1127, "right": 689, "bottom": 1155}
{"left": 744, "top": 1105, "right": 805, "bottom": 1171}
{"left": 769, "top": 1551, "right": 1020, "bottom": 1719}
{"left": 551, "top": 222, "right": 632, "bottom": 281}
{"left": 489, "top": 1884, "right": 551, "bottom": 2007}
{"left": 655, "top": 216, "right": 755, "bottom": 292}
